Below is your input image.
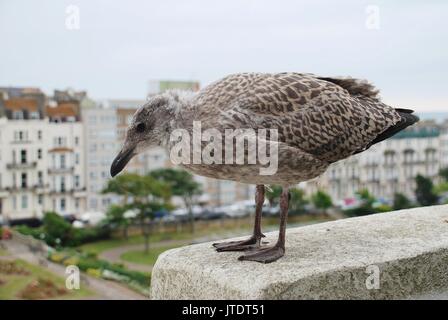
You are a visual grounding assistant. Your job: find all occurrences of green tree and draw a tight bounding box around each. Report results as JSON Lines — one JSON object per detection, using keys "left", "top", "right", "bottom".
{"left": 392, "top": 193, "right": 412, "bottom": 210}
{"left": 265, "top": 186, "right": 282, "bottom": 207}
{"left": 42, "top": 212, "right": 73, "bottom": 246}
{"left": 104, "top": 173, "right": 171, "bottom": 252}
{"left": 289, "top": 188, "right": 308, "bottom": 215}
{"left": 415, "top": 174, "right": 439, "bottom": 206}
{"left": 311, "top": 190, "right": 332, "bottom": 214}
{"left": 105, "top": 204, "right": 132, "bottom": 239}
{"left": 102, "top": 173, "right": 143, "bottom": 206}
{"left": 439, "top": 167, "right": 448, "bottom": 182}
{"left": 344, "top": 189, "right": 377, "bottom": 217}
{"left": 149, "top": 168, "right": 201, "bottom": 233}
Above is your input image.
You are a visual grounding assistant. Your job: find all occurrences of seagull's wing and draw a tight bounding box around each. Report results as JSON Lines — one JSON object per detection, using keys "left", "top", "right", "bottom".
{"left": 196, "top": 72, "right": 402, "bottom": 163}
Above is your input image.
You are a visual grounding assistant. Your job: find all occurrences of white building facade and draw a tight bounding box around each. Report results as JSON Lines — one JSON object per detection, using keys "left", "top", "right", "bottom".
{"left": 83, "top": 107, "right": 118, "bottom": 212}
{"left": 0, "top": 118, "right": 87, "bottom": 222}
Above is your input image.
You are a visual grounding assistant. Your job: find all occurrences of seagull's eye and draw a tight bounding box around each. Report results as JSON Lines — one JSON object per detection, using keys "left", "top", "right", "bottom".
{"left": 136, "top": 122, "right": 146, "bottom": 133}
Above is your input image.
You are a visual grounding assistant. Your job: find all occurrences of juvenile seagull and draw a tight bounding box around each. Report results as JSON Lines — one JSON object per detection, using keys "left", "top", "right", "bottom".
{"left": 110, "top": 73, "right": 419, "bottom": 263}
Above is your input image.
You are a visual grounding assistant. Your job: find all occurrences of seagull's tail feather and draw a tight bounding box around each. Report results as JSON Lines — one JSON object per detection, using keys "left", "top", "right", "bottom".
{"left": 354, "top": 108, "right": 419, "bottom": 155}
{"left": 318, "top": 76, "right": 380, "bottom": 100}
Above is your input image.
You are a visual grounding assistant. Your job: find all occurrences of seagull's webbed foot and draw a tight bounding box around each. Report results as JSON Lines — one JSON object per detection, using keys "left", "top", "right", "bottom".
{"left": 213, "top": 235, "right": 265, "bottom": 252}
{"left": 237, "top": 245, "right": 284, "bottom": 263}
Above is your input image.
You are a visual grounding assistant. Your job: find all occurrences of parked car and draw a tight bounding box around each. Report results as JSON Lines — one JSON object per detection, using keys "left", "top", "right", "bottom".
{"left": 80, "top": 211, "right": 106, "bottom": 226}
{"left": 199, "top": 209, "right": 227, "bottom": 220}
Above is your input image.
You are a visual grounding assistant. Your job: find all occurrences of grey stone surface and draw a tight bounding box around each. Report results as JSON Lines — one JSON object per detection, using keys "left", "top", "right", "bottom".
{"left": 151, "top": 205, "right": 448, "bottom": 299}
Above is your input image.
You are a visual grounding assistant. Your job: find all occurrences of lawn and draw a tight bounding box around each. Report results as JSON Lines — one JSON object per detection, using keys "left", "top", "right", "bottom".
{"left": 78, "top": 231, "right": 191, "bottom": 256}
{"left": 120, "top": 245, "right": 179, "bottom": 266}
{"left": 0, "top": 259, "right": 93, "bottom": 300}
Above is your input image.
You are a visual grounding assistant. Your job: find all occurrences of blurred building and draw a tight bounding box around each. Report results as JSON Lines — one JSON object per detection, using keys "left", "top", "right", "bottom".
{"left": 440, "top": 119, "right": 448, "bottom": 168}
{"left": 0, "top": 88, "right": 87, "bottom": 223}
{"left": 82, "top": 105, "right": 118, "bottom": 212}
{"left": 306, "top": 120, "right": 442, "bottom": 202}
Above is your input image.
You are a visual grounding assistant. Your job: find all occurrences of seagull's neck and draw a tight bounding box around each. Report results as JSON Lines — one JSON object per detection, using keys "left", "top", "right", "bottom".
{"left": 160, "top": 90, "right": 197, "bottom": 148}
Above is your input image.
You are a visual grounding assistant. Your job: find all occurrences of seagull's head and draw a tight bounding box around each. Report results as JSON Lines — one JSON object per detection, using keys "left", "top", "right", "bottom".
{"left": 110, "top": 91, "right": 188, "bottom": 177}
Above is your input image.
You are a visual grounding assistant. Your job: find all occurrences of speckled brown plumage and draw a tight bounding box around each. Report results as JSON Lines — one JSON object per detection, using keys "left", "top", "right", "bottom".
{"left": 174, "top": 72, "right": 404, "bottom": 185}
{"left": 111, "top": 72, "right": 419, "bottom": 263}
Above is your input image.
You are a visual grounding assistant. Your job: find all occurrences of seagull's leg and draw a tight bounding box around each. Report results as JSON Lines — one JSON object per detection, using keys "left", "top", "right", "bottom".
{"left": 238, "top": 187, "right": 289, "bottom": 263}
{"left": 213, "top": 185, "right": 266, "bottom": 251}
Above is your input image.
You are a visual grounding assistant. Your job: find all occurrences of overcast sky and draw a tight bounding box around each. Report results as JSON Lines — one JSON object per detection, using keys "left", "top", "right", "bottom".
{"left": 1, "top": 0, "right": 447, "bottom": 111}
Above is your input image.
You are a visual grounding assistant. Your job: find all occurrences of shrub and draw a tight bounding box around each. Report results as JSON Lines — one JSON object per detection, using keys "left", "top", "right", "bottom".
{"left": 15, "top": 213, "right": 111, "bottom": 248}
{"left": 86, "top": 268, "right": 102, "bottom": 278}
{"left": 48, "top": 252, "right": 68, "bottom": 263}
{"left": 63, "top": 256, "right": 79, "bottom": 266}
{"left": 105, "top": 264, "right": 150, "bottom": 286}
{"left": 76, "top": 257, "right": 109, "bottom": 272}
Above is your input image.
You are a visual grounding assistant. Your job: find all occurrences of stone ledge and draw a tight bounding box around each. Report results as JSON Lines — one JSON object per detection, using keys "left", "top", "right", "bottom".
{"left": 151, "top": 205, "right": 448, "bottom": 299}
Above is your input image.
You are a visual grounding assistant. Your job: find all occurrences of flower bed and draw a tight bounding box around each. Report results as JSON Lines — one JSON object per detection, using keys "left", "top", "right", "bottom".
{"left": 48, "top": 250, "right": 150, "bottom": 295}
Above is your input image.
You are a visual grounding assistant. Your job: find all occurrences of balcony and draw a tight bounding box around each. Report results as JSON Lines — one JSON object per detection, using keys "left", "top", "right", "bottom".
{"left": 47, "top": 166, "right": 74, "bottom": 174}
{"left": 10, "top": 139, "right": 32, "bottom": 144}
{"left": 0, "top": 184, "right": 49, "bottom": 192}
{"left": 6, "top": 161, "right": 37, "bottom": 169}
{"left": 48, "top": 187, "right": 86, "bottom": 195}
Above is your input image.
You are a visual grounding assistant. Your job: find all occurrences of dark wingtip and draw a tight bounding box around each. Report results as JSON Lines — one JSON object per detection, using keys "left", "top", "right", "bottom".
{"left": 395, "top": 108, "right": 415, "bottom": 114}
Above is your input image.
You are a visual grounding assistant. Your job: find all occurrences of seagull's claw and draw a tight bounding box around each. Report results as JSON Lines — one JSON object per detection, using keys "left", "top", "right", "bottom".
{"left": 213, "top": 236, "right": 265, "bottom": 252}
{"left": 238, "top": 245, "right": 284, "bottom": 263}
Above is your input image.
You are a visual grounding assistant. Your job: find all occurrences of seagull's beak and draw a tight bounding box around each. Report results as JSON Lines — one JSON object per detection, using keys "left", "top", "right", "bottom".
{"left": 110, "top": 145, "right": 137, "bottom": 177}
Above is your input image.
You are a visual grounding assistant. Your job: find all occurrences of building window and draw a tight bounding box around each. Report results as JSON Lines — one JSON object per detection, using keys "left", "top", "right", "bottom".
{"left": 60, "top": 198, "right": 66, "bottom": 211}
{"left": 75, "top": 153, "right": 80, "bottom": 164}
{"left": 38, "top": 130, "right": 42, "bottom": 140}
{"left": 21, "top": 173, "right": 27, "bottom": 188}
{"left": 60, "top": 177, "right": 66, "bottom": 192}
{"left": 55, "top": 137, "right": 66, "bottom": 147}
{"left": 21, "top": 195, "right": 28, "bottom": 209}
{"left": 38, "top": 171, "right": 43, "bottom": 186}
{"left": 60, "top": 155, "right": 66, "bottom": 169}
{"left": 13, "top": 196, "right": 17, "bottom": 210}
{"left": 30, "top": 111, "right": 39, "bottom": 119}
{"left": 74, "top": 175, "right": 80, "bottom": 188}
{"left": 37, "top": 149, "right": 42, "bottom": 159}
{"left": 20, "top": 150, "right": 27, "bottom": 164}
{"left": 13, "top": 111, "right": 24, "bottom": 120}
{"left": 38, "top": 194, "right": 43, "bottom": 205}
{"left": 14, "top": 131, "right": 27, "bottom": 141}
{"left": 75, "top": 136, "right": 79, "bottom": 145}
{"left": 75, "top": 199, "right": 80, "bottom": 210}
{"left": 90, "top": 198, "right": 97, "bottom": 209}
